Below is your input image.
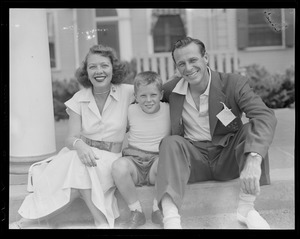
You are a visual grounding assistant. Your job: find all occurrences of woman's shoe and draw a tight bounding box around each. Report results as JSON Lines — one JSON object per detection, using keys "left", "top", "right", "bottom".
{"left": 9, "top": 221, "right": 22, "bottom": 229}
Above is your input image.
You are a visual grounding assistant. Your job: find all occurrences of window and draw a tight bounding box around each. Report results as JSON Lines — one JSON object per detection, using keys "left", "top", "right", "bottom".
{"left": 153, "top": 15, "right": 186, "bottom": 53}
{"left": 95, "top": 9, "right": 117, "bottom": 17}
{"left": 237, "top": 9, "right": 294, "bottom": 49}
{"left": 248, "top": 9, "right": 282, "bottom": 47}
{"left": 95, "top": 9, "right": 120, "bottom": 58}
{"left": 46, "top": 11, "right": 58, "bottom": 68}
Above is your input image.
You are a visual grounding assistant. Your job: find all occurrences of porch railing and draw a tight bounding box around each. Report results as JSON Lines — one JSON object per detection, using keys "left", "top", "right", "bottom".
{"left": 136, "top": 50, "right": 239, "bottom": 83}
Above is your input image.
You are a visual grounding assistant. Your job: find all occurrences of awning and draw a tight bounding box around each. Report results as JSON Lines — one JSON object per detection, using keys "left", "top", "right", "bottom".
{"left": 152, "top": 8, "right": 186, "bottom": 16}
{"left": 151, "top": 8, "right": 187, "bottom": 34}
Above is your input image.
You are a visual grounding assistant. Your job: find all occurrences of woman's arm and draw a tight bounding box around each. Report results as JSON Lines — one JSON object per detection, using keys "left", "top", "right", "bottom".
{"left": 65, "top": 109, "right": 99, "bottom": 167}
{"left": 65, "top": 108, "right": 82, "bottom": 149}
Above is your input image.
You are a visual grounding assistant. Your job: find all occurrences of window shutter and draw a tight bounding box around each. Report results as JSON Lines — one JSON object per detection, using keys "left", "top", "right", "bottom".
{"left": 285, "top": 9, "right": 294, "bottom": 47}
{"left": 236, "top": 9, "right": 249, "bottom": 49}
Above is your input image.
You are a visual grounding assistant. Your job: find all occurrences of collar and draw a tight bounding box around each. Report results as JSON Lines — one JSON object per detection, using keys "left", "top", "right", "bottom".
{"left": 172, "top": 67, "right": 212, "bottom": 96}
{"left": 77, "top": 84, "right": 120, "bottom": 102}
{"left": 202, "top": 67, "right": 212, "bottom": 96}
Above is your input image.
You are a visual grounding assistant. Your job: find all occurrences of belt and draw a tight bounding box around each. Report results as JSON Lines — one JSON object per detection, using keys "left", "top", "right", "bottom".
{"left": 80, "top": 136, "right": 123, "bottom": 153}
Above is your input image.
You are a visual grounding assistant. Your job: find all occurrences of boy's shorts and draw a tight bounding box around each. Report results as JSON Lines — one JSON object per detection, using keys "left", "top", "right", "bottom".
{"left": 122, "top": 146, "right": 159, "bottom": 186}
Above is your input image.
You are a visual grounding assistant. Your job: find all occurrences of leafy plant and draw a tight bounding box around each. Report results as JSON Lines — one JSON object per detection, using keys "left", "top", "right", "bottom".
{"left": 52, "top": 78, "right": 80, "bottom": 121}
{"left": 121, "top": 58, "right": 137, "bottom": 84}
{"left": 244, "top": 64, "right": 295, "bottom": 108}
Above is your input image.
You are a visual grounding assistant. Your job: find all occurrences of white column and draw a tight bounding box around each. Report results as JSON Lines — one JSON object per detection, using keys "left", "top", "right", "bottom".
{"left": 10, "top": 9, "right": 56, "bottom": 178}
{"left": 146, "top": 9, "right": 154, "bottom": 54}
{"left": 118, "top": 9, "right": 133, "bottom": 61}
{"left": 73, "top": 9, "right": 80, "bottom": 69}
{"left": 186, "top": 9, "right": 193, "bottom": 36}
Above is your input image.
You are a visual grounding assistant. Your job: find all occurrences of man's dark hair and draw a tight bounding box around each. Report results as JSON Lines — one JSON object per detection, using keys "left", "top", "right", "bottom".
{"left": 171, "top": 36, "right": 206, "bottom": 63}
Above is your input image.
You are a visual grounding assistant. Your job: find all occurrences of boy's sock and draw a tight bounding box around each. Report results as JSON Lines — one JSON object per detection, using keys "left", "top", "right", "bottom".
{"left": 152, "top": 198, "right": 159, "bottom": 212}
{"left": 237, "top": 191, "right": 255, "bottom": 217}
{"left": 128, "top": 200, "right": 143, "bottom": 213}
{"left": 161, "top": 194, "right": 182, "bottom": 229}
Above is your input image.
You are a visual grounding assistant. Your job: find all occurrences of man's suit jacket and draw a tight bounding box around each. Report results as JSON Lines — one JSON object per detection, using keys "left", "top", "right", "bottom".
{"left": 162, "top": 70, "right": 277, "bottom": 160}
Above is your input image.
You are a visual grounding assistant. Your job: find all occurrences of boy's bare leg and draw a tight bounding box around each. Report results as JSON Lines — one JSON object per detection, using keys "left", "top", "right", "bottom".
{"left": 112, "top": 157, "right": 145, "bottom": 228}
{"left": 148, "top": 159, "right": 158, "bottom": 185}
{"left": 149, "top": 159, "right": 160, "bottom": 211}
{"left": 112, "top": 157, "right": 139, "bottom": 205}
{"left": 152, "top": 156, "right": 181, "bottom": 228}
{"left": 148, "top": 159, "right": 164, "bottom": 227}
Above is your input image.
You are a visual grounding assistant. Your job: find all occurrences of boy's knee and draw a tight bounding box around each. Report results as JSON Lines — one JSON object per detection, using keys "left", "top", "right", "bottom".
{"left": 112, "top": 157, "right": 131, "bottom": 179}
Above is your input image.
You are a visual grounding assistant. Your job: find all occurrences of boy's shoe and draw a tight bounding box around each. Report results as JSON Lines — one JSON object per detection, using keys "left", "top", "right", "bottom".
{"left": 127, "top": 210, "right": 146, "bottom": 229}
{"left": 151, "top": 210, "right": 164, "bottom": 227}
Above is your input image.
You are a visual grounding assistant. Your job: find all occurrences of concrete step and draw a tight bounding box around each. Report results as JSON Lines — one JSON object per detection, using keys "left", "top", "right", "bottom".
{"left": 24, "top": 207, "right": 293, "bottom": 230}
{"left": 9, "top": 168, "right": 294, "bottom": 229}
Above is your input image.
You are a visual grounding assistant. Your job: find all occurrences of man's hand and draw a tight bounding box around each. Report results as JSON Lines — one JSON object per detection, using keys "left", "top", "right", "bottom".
{"left": 240, "top": 153, "right": 262, "bottom": 195}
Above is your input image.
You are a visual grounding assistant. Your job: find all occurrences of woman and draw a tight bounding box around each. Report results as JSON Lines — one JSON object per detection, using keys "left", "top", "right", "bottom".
{"left": 10, "top": 45, "right": 134, "bottom": 229}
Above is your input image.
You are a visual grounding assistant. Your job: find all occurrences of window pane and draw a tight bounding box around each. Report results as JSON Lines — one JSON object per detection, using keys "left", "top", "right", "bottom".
{"left": 96, "top": 22, "right": 120, "bottom": 58}
{"left": 49, "top": 42, "right": 56, "bottom": 68}
{"left": 249, "top": 26, "right": 282, "bottom": 46}
{"left": 153, "top": 36, "right": 167, "bottom": 52}
{"left": 249, "top": 9, "right": 266, "bottom": 24}
{"left": 153, "top": 15, "right": 186, "bottom": 52}
{"left": 95, "top": 9, "right": 117, "bottom": 17}
{"left": 46, "top": 12, "right": 56, "bottom": 68}
{"left": 248, "top": 9, "right": 282, "bottom": 47}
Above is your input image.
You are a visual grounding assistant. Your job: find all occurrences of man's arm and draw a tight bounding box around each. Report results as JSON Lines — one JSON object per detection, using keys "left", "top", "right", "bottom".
{"left": 235, "top": 76, "right": 277, "bottom": 158}
{"left": 234, "top": 76, "right": 277, "bottom": 194}
{"left": 161, "top": 75, "right": 182, "bottom": 102}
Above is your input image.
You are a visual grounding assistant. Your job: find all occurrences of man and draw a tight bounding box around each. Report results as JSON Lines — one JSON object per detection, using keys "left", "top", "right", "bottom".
{"left": 156, "top": 37, "right": 277, "bottom": 229}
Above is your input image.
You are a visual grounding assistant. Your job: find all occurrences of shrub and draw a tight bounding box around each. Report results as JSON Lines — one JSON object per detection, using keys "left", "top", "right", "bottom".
{"left": 121, "top": 58, "right": 137, "bottom": 85}
{"left": 52, "top": 78, "right": 80, "bottom": 121}
{"left": 244, "top": 64, "right": 295, "bottom": 108}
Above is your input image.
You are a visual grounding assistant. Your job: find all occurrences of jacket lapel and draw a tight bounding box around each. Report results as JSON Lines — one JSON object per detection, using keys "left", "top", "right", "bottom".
{"left": 209, "top": 71, "right": 226, "bottom": 137}
{"left": 169, "top": 93, "right": 185, "bottom": 136}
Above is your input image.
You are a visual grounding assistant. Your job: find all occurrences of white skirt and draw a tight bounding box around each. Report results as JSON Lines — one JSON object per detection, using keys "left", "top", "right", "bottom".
{"left": 18, "top": 147, "right": 121, "bottom": 228}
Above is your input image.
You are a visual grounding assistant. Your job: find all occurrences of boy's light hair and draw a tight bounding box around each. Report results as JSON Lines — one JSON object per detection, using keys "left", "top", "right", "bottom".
{"left": 134, "top": 71, "right": 163, "bottom": 93}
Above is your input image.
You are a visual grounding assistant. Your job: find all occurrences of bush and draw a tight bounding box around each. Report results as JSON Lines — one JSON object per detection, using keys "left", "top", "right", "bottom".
{"left": 52, "top": 78, "right": 80, "bottom": 121}
{"left": 244, "top": 64, "right": 295, "bottom": 108}
{"left": 121, "top": 58, "right": 137, "bottom": 85}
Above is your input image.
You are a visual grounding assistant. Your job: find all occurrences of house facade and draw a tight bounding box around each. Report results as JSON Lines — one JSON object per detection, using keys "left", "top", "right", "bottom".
{"left": 48, "top": 8, "right": 294, "bottom": 82}
{"left": 9, "top": 8, "right": 295, "bottom": 184}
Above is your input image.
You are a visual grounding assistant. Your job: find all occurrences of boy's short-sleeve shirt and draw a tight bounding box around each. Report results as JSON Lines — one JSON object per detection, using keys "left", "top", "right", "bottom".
{"left": 127, "top": 102, "right": 171, "bottom": 152}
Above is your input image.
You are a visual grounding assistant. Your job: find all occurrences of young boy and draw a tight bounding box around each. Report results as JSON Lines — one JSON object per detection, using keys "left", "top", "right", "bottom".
{"left": 112, "top": 71, "right": 171, "bottom": 229}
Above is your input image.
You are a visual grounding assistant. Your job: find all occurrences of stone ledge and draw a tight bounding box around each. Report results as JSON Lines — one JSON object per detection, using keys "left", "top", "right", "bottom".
{"left": 9, "top": 174, "right": 294, "bottom": 226}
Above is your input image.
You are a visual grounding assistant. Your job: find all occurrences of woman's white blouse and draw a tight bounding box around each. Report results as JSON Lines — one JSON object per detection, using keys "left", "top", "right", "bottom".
{"left": 65, "top": 84, "right": 134, "bottom": 143}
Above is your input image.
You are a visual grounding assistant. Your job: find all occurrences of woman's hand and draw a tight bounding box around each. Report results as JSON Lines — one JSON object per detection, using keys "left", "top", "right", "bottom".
{"left": 65, "top": 109, "right": 99, "bottom": 167}
{"left": 74, "top": 140, "right": 99, "bottom": 167}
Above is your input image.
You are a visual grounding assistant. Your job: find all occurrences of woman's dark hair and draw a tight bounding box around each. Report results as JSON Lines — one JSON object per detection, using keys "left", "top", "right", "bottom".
{"left": 171, "top": 36, "right": 206, "bottom": 63}
{"left": 75, "top": 45, "right": 127, "bottom": 88}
